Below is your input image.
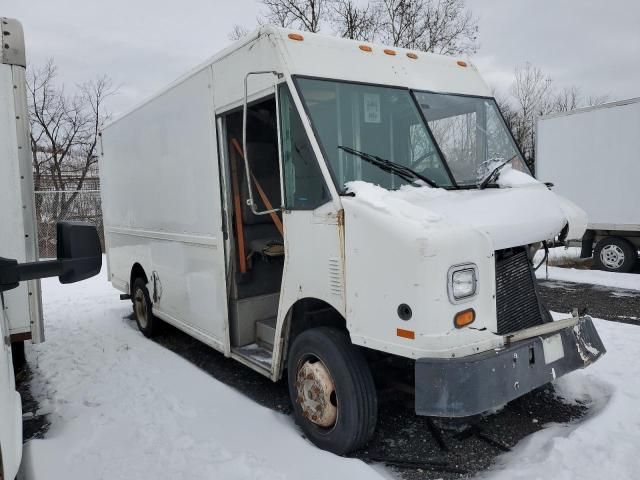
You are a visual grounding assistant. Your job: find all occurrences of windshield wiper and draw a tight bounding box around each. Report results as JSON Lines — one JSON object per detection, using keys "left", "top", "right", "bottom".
{"left": 478, "top": 156, "right": 517, "bottom": 190}
{"left": 337, "top": 145, "right": 438, "bottom": 188}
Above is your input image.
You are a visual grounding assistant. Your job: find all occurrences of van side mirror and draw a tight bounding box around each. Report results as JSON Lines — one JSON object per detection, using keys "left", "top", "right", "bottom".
{"left": 56, "top": 222, "right": 102, "bottom": 283}
{"left": 0, "top": 221, "right": 102, "bottom": 292}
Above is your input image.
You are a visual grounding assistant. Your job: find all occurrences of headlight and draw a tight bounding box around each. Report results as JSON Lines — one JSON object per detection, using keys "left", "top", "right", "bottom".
{"left": 447, "top": 264, "right": 478, "bottom": 303}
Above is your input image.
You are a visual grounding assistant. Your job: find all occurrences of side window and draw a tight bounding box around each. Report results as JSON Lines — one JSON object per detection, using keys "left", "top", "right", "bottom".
{"left": 279, "top": 85, "right": 330, "bottom": 210}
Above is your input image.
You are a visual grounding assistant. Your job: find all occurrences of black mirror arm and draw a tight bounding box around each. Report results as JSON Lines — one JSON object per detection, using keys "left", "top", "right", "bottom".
{"left": 0, "top": 257, "right": 89, "bottom": 292}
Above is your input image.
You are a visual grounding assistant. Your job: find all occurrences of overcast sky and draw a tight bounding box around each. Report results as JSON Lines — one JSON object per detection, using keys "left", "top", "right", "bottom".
{"left": 4, "top": 0, "right": 639, "bottom": 115}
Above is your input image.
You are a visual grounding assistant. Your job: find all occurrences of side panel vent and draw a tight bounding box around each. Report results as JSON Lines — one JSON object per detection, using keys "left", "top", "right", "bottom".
{"left": 328, "top": 257, "right": 343, "bottom": 296}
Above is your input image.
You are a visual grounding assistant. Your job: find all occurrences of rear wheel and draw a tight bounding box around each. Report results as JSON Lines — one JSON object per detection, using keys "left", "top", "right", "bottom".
{"left": 593, "top": 237, "right": 637, "bottom": 273}
{"left": 287, "top": 327, "right": 377, "bottom": 455}
{"left": 132, "top": 278, "right": 159, "bottom": 337}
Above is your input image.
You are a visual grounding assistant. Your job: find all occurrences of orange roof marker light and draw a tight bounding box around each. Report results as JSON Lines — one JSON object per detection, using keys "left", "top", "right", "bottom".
{"left": 384, "top": 49, "right": 397, "bottom": 56}
{"left": 457, "top": 60, "right": 468, "bottom": 67}
{"left": 406, "top": 52, "right": 418, "bottom": 59}
{"left": 359, "top": 45, "right": 373, "bottom": 52}
{"left": 288, "top": 33, "right": 304, "bottom": 41}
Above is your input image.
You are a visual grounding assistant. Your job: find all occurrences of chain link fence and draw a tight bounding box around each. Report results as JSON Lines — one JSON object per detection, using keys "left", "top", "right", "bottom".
{"left": 34, "top": 190, "right": 104, "bottom": 258}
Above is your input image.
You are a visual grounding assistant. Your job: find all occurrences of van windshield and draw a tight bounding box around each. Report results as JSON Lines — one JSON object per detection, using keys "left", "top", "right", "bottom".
{"left": 414, "top": 91, "right": 531, "bottom": 186}
{"left": 295, "top": 78, "right": 453, "bottom": 191}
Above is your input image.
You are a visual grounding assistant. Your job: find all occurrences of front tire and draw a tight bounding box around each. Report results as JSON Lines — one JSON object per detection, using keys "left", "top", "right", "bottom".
{"left": 132, "top": 278, "right": 159, "bottom": 337}
{"left": 593, "top": 236, "right": 637, "bottom": 273}
{"left": 287, "top": 327, "right": 377, "bottom": 455}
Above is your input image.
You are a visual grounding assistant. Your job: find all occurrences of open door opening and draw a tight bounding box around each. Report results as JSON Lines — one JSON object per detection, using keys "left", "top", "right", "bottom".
{"left": 224, "top": 95, "right": 283, "bottom": 369}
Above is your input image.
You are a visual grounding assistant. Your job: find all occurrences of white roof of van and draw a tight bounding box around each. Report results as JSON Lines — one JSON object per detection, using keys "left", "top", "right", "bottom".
{"left": 271, "top": 26, "right": 491, "bottom": 97}
{"left": 106, "top": 25, "right": 492, "bottom": 127}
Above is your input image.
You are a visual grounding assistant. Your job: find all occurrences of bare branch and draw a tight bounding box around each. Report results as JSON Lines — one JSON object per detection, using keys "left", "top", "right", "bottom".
{"left": 260, "top": 0, "right": 327, "bottom": 32}
{"left": 329, "top": 0, "right": 379, "bottom": 41}
{"left": 228, "top": 24, "right": 251, "bottom": 41}
{"left": 376, "top": 0, "right": 477, "bottom": 54}
{"left": 27, "top": 59, "right": 117, "bottom": 201}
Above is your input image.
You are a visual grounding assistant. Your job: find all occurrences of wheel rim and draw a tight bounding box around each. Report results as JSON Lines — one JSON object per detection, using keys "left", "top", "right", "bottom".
{"left": 134, "top": 288, "right": 149, "bottom": 329}
{"left": 600, "top": 244, "right": 625, "bottom": 269}
{"left": 295, "top": 356, "right": 338, "bottom": 428}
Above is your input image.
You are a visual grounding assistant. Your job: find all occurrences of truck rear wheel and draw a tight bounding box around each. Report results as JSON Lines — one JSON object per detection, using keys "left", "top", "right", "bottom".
{"left": 132, "top": 278, "right": 159, "bottom": 337}
{"left": 593, "top": 237, "right": 637, "bottom": 273}
{"left": 287, "top": 327, "right": 377, "bottom": 455}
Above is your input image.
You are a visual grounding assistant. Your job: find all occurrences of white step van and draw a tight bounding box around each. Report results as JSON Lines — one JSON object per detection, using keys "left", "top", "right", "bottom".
{"left": 100, "top": 27, "right": 605, "bottom": 454}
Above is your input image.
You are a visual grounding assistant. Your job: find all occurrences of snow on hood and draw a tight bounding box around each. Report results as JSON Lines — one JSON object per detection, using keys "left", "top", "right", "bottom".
{"left": 345, "top": 179, "right": 569, "bottom": 250}
{"left": 496, "top": 164, "right": 540, "bottom": 187}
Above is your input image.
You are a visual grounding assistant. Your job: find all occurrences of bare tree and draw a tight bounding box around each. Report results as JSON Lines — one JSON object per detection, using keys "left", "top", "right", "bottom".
{"left": 586, "top": 93, "right": 610, "bottom": 107}
{"left": 509, "top": 63, "right": 553, "bottom": 164}
{"left": 27, "top": 59, "right": 116, "bottom": 254}
{"left": 329, "top": 0, "right": 379, "bottom": 41}
{"left": 232, "top": 0, "right": 477, "bottom": 56}
{"left": 228, "top": 24, "right": 251, "bottom": 41}
{"left": 494, "top": 63, "right": 609, "bottom": 172}
{"left": 261, "top": 0, "right": 327, "bottom": 32}
{"left": 552, "top": 86, "right": 582, "bottom": 113}
{"left": 377, "top": 0, "right": 478, "bottom": 55}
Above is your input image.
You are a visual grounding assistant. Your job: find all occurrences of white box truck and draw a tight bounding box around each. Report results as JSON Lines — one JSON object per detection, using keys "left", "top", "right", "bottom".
{"left": 0, "top": 17, "right": 102, "bottom": 479}
{"left": 537, "top": 98, "right": 640, "bottom": 272}
{"left": 100, "top": 27, "right": 605, "bottom": 455}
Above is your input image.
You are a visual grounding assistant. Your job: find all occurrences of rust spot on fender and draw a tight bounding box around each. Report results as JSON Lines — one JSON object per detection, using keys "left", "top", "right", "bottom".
{"left": 337, "top": 209, "right": 346, "bottom": 283}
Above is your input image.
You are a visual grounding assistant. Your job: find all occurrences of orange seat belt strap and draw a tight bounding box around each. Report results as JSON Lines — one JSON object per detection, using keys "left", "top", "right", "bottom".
{"left": 230, "top": 138, "right": 284, "bottom": 237}
{"left": 229, "top": 143, "right": 247, "bottom": 274}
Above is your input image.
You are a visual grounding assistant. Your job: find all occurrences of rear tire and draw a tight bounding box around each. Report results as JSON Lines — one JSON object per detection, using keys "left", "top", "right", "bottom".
{"left": 287, "top": 327, "right": 377, "bottom": 455}
{"left": 132, "top": 278, "right": 159, "bottom": 337}
{"left": 593, "top": 237, "right": 637, "bottom": 273}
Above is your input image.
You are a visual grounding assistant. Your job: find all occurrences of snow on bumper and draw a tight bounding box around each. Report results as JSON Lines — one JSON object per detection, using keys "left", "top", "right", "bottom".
{"left": 414, "top": 316, "right": 605, "bottom": 417}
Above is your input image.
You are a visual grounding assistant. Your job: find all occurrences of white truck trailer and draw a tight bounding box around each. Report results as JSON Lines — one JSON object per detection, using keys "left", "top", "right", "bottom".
{"left": 0, "top": 17, "right": 102, "bottom": 479}
{"left": 537, "top": 98, "right": 640, "bottom": 273}
{"left": 100, "top": 26, "right": 605, "bottom": 455}
{"left": 0, "top": 19, "right": 40, "bottom": 480}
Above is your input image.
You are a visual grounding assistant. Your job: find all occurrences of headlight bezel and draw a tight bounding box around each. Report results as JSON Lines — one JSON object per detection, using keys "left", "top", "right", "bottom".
{"left": 447, "top": 263, "right": 479, "bottom": 304}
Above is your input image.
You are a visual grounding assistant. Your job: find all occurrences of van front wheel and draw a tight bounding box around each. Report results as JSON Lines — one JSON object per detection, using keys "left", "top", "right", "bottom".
{"left": 132, "top": 278, "right": 159, "bottom": 337}
{"left": 287, "top": 327, "right": 377, "bottom": 455}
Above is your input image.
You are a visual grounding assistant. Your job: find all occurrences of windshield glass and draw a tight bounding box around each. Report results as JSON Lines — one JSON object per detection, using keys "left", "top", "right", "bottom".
{"left": 414, "top": 92, "right": 531, "bottom": 186}
{"left": 296, "top": 78, "right": 453, "bottom": 191}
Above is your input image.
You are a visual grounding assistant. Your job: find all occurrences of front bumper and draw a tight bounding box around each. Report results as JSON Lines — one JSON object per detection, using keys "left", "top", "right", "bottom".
{"left": 415, "top": 316, "right": 605, "bottom": 417}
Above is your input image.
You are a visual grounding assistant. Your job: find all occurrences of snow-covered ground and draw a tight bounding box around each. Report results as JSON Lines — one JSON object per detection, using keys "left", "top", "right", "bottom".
{"left": 20, "top": 270, "right": 387, "bottom": 480}
{"left": 534, "top": 246, "right": 640, "bottom": 291}
{"left": 20, "top": 263, "right": 640, "bottom": 479}
{"left": 480, "top": 314, "right": 640, "bottom": 480}
{"left": 536, "top": 266, "right": 640, "bottom": 292}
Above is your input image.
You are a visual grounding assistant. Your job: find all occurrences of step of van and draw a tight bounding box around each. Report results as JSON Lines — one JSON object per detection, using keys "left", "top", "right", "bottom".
{"left": 256, "top": 317, "right": 277, "bottom": 350}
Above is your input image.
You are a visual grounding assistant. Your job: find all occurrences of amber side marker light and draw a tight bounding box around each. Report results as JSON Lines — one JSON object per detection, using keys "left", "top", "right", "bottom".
{"left": 454, "top": 309, "right": 475, "bottom": 328}
{"left": 384, "top": 49, "right": 397, "bottom": 56}
{"left": 359, "top": 45, "right": 373, "bottom": 52}
{"left": 457, "top": 60, "right": 468, "bottom": 67}
{"left": 288, "top": 33, "right": 304, "bottom": 41}
{"left": 406, "top": 52, "right": 418, "bottom": 59}
{"left": 397, "top": 328, "right": 415, "bottom": 340}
